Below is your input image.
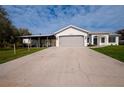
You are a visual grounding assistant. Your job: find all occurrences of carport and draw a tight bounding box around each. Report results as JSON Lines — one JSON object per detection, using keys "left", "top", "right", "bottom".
{"left": 20, "top": 34, "right": 56, "bottom": 47}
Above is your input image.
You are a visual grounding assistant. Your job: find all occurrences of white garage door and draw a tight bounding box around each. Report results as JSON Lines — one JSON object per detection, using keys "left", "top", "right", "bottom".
{"left": 59, "top": 36, "right": 84, "bottom": 47}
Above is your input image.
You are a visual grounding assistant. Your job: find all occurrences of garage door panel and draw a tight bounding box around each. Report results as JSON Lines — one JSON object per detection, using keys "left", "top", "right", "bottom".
{"left": 59, "top": 36, "right": 84, "bottom": 47}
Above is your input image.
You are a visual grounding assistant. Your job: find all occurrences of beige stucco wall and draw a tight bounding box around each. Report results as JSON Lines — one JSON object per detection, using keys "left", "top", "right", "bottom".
{"left": 108, "top": 36, "right": 119, "bottom": 45}
{"left": 99, "top": 35, "right": 109, "bottom": 46}
{"left": 91, "top": 34, "right": 119, "bottom": 46}
{"left": 55, "top": 28, "right": 88, "bottom": 47}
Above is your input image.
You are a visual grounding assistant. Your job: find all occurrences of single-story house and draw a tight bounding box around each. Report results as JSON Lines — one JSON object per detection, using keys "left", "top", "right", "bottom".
{"left": 20, "top": 25, "right": 119, "bottom": 47}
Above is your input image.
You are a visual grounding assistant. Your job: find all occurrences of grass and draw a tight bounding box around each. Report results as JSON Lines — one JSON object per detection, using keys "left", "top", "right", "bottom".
{"left": 91, "top": 45, "right": 124, "bottom": 62}
{"left": 0, "top": 47, "right": 45, "bottom": 64}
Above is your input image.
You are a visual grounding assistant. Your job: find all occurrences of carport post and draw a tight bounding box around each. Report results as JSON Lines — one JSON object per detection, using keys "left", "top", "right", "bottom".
{"left": 91, "top": 35, "right": 94, "bottom": 45}
{"left": 14, "top": 43, "right": 16, "bottom": 54}
{"left": 47, "top": 36, "right": 48, "bottom": 47}
{"left": 30, "top": 37, "right": 32, "bottom": 48}
{"left": 38, "top": 37, "right": 40, "bottom": 47}
{"left": 28, "top": 38, "right": 30, "bottom": 51}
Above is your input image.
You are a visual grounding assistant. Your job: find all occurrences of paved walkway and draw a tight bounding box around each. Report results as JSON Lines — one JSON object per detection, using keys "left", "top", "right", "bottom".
{"left": 0, "top": 47, "right": 124, "bottom": 86}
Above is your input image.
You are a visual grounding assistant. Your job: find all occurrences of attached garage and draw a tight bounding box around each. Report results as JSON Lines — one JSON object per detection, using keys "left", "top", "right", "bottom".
{"left": 59, "top": 35, "right": 84, "bottom": 47}
{"left": 55, "top": 25, "right": 89, "bottom": 47}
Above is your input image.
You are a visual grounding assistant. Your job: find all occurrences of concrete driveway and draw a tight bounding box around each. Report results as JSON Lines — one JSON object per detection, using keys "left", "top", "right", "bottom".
{"left": 0, "top": 47, "right": 124, "bottom": 87}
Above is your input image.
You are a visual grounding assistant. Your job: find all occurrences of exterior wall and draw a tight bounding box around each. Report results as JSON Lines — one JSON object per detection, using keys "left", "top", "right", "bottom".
{"left": 91, "top": 35, "right": 101, "bottom": 45}
{"left": 91, "top": 34, "right": 119, "bottom": 46}
{"left": 91, "top": 34, "right": 109, "bottom": 46}
{"left": 108, "top": 36, "right": 119, "bottom": 45}
{"left": 56, "top": 36, "right": 59, "bottom": 47}
{"left": 99, "top": 35, "right": 109, "bottom": 46}
{"left": 55, "top": 28, "right": 88, "bottom": 47}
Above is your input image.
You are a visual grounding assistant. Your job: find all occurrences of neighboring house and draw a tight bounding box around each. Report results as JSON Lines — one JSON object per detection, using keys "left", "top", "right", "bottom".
{"left": 20, "top": 25, "right": 119, "bottom": 47}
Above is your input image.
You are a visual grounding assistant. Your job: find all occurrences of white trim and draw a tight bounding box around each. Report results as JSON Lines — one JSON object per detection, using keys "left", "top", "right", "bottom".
{"left": 54, "top": 25, "right": 90, "bottom": 35}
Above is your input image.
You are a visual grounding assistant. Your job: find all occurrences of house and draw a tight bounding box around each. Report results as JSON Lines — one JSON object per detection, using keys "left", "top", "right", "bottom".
{"left": 20, "top": 25, "right": 119, "bottom": 47}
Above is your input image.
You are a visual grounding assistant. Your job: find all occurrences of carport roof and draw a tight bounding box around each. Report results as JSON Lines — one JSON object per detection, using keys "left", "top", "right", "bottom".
{"left": 20, "top": 34, "right": 54, "bottom": 38}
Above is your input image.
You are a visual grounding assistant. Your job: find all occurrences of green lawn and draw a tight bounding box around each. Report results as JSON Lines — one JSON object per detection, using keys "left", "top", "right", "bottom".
{"left": 0, "top": 47, "right": 45, "bottom": 64}
{"left": 92, "top": 45, "right": 124, "bottom": 62}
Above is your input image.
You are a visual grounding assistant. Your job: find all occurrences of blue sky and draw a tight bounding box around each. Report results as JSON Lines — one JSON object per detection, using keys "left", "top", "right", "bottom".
{"left": 4, "top": 5, "right": 124, "bottom": 34}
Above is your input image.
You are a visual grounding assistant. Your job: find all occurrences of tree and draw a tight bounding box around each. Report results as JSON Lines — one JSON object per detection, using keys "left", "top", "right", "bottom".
{"left": 116, "top": 29, "right": 124, "bottom": 40}
{"left": 18, "top": 28, "right": 32, "bottom": 36}
{"left": 0, "top": 6, "right": 31, "bottom": 48}
{"left": 0, "top": 6, "right": 15, "bottom": 47}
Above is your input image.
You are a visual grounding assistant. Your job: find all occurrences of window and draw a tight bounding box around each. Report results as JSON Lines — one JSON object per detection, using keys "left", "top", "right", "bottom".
{"left": 101, "top": 37, "right": 105, "bottom": 43}
{"left": 109, "top": 36, "right": 116, "bottom": 42}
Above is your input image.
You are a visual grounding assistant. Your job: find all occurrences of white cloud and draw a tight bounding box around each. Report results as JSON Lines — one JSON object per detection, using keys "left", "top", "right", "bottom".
{"left": 4, "top": 5, "right": 124, "bottom": 34}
